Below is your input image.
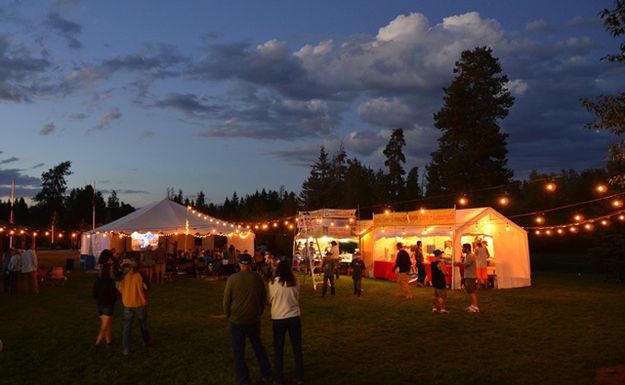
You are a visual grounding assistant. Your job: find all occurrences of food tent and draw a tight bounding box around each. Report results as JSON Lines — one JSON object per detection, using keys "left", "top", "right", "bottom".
{"left": 80, "top": 199, "right": 255, "bottom": 258}
{"left": 358, "top": 207, "right": 530, "bottom": 289}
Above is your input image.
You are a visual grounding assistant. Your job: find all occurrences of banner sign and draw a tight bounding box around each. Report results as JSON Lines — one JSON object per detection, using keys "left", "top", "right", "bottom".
{"left": 297, "top": 209, "right": 356, "bottom": 237}
{"left": 373, "top": 208, "right": 456, "bottom": 227}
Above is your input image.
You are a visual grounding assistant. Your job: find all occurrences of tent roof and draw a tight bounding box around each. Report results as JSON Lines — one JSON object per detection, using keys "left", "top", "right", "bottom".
{"left": 88, "top": 199, "right": 253, "bottom": 236}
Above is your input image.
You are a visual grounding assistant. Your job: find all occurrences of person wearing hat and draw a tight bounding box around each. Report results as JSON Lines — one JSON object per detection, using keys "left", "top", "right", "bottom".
{"left": 321, "top": 251, "right": 337, "bottom": 296}
{"left": 118, "top": 258, "right": 151, "bottom": 355}
{"left": 430, "top": 250, "right": 449, "bottom": 313}
{"left": 223, "top": 253, "right": 272, "bottom": 385}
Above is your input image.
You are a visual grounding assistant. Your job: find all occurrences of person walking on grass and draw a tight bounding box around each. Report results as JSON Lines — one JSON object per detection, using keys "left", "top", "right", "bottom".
{"left": 349, "top": 251, "right": 365, "bottom": 297}
{"left": 430, "top": 250, "right": 449, "bottom": 313}
{"left": 454, "top": 243, "right": 480, "bottom": 312}
{"left": 223, "top": 253, "right": 272, "bottom": 385}
{"left": 268, "top": 261, "right": 304, "bottom": 385}
{"left": 393, "top": 242, "right": 413, "bottom": 299}
{"left": 92, "top": 265, "right": 118, "bottom": 349}
{"left": 118, "top": 259, "right": 151, "bottom": 355}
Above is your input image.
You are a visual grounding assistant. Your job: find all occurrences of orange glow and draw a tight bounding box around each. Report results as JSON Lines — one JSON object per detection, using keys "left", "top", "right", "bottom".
{"left": 419, "top": 208, "right": 426, "bottom": 214}
{"left": 348, "top": 218, "right": 354, "bottom": 223}
{"left": 612, "top": 200, "right": 623, "bottom": 208}
{"left": 254, "top": 225, "right": 259, "bottom": 229}
{"left": 330, "top": 222, "right": 335, "bottom": 227}
{"left": 584, "top": 223, "right": 593, "bottom": 230}
{"left": 619, "top": 215, "right": 625, "bottom": 221}
{"left": 569, "top": 226, "right": 577, "bottom": 233}
{"left": 384, "top": 209, "right": 391, "bottom": 215}
{"left": 600, "top": 220, "right": 609, "bottom": 226}
{"left": 58, "top": 233, "right": 63, "bottom": 238}
{"left": 534, "top": 230, "right": 541, "bottom": 235}
{"left": 45, "top": 231, "right": 49, "bottom": 236}
{"left": 33, "top": 232, "right": 38, "bottom": 237}
{"left": 535, "top": 216, "right": 545, "bottom": 224}
{"left": 498, "top": 197, "right": 509, "bottom": 206}
{"left": 596, "top": 184, "right": 607, "bottom": 193}
{"left": 557, "top": 229, "right": 564, "bottom": 235}
{"left": 289, "top": 224, "right": 294, "bottom": 230}
{"left": 573, "top": 214, "right": 583, "bottom": 222}
{"left": 9, "top": 230, "right": 14, "bottom": 235}
{"left": 262, "top": 224, "right": 269, "bottom": 230}
{"left": 545, "top": 182, "right": 556, "bottom": 192}
{"left": 20, "top": 230, "right": 24, "bottom": 234}
{"left": 71, "top": 233, "right": 77, "bottom": 238}
{"left": 272, "top": 223, "right": 278, "bottom": 228}
{"left": 545, "top": 229, "right": 552, "bottom": 235}
{"left": 458, "top": 197, "right": 468, "bottom": 206}
{"left": 0, "top": 228, "right": 3, "bottom": 232}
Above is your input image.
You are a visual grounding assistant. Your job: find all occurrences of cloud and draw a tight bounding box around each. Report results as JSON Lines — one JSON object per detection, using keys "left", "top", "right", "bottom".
{"left": 40, "top": 122, "right": 55, "bottom": 135}
{"left": 142, "top": 131, "right": 155, "bottom": 139}
{"left": 154, "top": 93, "right": 221, "bottom": 117}
{"left": 68, "top": 112, "right": 88, "bottom": 120}
{"left": 0, "top": 34, "right": 50, "bottom": 102}
{"left": 505, "top": 79, "right": 529, "bottom": 96}
{"left": 0, "top": 157, "right": 19, "bottom": 165}
{"left": 567, "top": 16, "right": 601, "bottom": 29}
{"left": 525, "top": 19, "right": 552, "bottom": 33}
{"left": 0, "top": 168, "right": 41, "bottom": 198}
{"left": 46, "top": 12, "right": 82, "bottom": 49}
{"left": 31, "top": 163, "right": 45, "bottom": 169}
{"left": 94, "top": 108, "right": 122, "bottom": 130}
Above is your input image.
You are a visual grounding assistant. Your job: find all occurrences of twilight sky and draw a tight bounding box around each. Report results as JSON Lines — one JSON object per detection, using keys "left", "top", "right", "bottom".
{"left": 0, "top": 0, "right": 622, "bottom": 208}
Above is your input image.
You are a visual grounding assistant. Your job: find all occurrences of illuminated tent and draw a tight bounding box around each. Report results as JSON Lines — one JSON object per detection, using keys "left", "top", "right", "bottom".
{"left": 358, "top": 207, "right": 530, "bottom": 289}
{"left": 80, "top": 199, "right": 254, "bottom": 257}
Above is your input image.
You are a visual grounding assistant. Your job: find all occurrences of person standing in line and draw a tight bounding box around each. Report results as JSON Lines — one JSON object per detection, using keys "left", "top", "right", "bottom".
{"left": 430, "top": 250, "right": 449, "bottom": 313}
{"left": 415, "top": 241, "right": 426, "bottom": 287}
{"left": 475, "top": 240, "right": 490, "bottom": 289}
{"left": 268, "top": 261, "right": 304, "bottom": 385}
{"left": 349, "top": 251, "right": 366, "bottom": 296}
{"left": 118, "top": 259, "right": 151, "bottom": 355}
{"left": 153, "top": 242, "right": 167, "bottom": 284}
{"left": 223, "top": 253, "right": 272, "bottom": 385}
{"left": 321, "top": 251, "right": 336, "bottom": 297}
{"left": 7, "top": 248, "right": 21, "bottom": 296}
{"left": 21, "top": 243, "right": 39, "bottom": 294}
{"left": 142, "top": 246, "right": 155, "bottom": 283}
{"left": 393, "top": 243, "right": 413, "bottom": 299}
{"left": 92, "top": 265, "right": 118, "bottom": 348}
{"left": 455, "top": 243, "right": 480, "bottom": 312}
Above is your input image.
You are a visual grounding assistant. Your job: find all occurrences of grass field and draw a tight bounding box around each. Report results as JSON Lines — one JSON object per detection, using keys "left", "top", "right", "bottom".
{"left": 1, "top": 251, "right": 624, "bottom": 385}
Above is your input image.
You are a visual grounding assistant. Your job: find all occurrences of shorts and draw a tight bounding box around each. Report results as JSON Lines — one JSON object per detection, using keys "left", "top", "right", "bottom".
{"left": 465, "top": 279, "right": 477, "bottom": 294}
{"left": 97, "top": 305, "right": 114, "bottom": 316}
{"left": 433, "top": 288, "right": 447, "bottom": 299}
{"left": 477, "top": 268, "right": 488, "bottom": 280}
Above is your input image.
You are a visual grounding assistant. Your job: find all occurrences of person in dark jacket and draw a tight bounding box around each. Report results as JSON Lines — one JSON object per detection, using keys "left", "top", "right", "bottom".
{"left": 430, "top": 250, "right": 449, "bottom": 313}
{"left": 393, "top": 242, "right": 413, "bottom": 299}
{"left": 92, "top": 265, "right": 118, "bottom": 348}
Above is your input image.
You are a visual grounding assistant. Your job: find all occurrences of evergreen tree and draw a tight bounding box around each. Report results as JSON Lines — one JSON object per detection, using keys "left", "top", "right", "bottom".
{"left": 383, "top": 128, "right": 407, "bottom": 200}
{"left": 300, "top": 146, "right": 333, "bottom": 209}
{"left": 107, "top": 190, "right": 121, "bottom": 222}
{"left": 426, "top": 47, "right": 514, "bottom": 200}
{"left": 582, "top": 1, "right": 625, "bottom": 187}
{"left": 196, "top": 191, "right": 207, "bottom": 210}
{"left": 404, "top": 166, "right": 422, "bottom": 203}
{"left": 64, "top": 185, "right": 107, "bottom": 229}
{"left": 33, "top": 161, "right": 72, "bottom": 234}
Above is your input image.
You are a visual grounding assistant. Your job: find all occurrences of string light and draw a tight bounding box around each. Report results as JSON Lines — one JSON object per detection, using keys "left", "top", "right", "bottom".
{"left": 545, "top": 182, "right": 556, "bottom": 192}
{"left": 569, "top": 226, "right": 577, "bottom": 233}
{"left": 573, "top": 214, "right": 583, "bottom": 222}
{"left": 419, "top": 208, "right": 426, "bottom": 214}
{"left": 458, "top": 196, "right": 468, "bottom": 206}
{"left": 384, "top": 209, "right": 391, "bottom": 215}
{"left": 596, "top": 184, "right": 607, "bottom": 193}
{"left": 584, "top": 223, "right": 593, "bottom": 231}
{"left": 557, "top": 229, "right": 564, "bottom": 235}
{"left": 535, "top": 216, "right": 545, "bottom": 224}
{"left": 498, "top": 197, "right": 509, "bottom": 206}
{"left": 612, "top": 200, "right": 623, "bottom": 208}
{"left": 600, "top": 220, "right": 609, "bottom": 226}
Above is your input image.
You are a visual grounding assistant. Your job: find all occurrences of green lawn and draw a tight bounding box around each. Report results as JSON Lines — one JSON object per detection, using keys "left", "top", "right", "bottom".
{"left": 1, "top": 264, "right": 624, "bottom": 385}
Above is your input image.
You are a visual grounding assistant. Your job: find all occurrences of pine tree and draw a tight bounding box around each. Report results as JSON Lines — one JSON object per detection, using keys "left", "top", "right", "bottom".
{"left": 426, "top": 47, "right": 514, "bottom": 199}
{"left": 300, "top": 146, "right": 333, "bottom": 209}
{"left": 33, "top": 161, "right": 72, "bottom": 234}
{"left": 383, "top": 128, "right": 407, "bottom": 200}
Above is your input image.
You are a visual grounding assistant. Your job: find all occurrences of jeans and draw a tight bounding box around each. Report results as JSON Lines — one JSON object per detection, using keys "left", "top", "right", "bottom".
{"left": 322, "top": 273, "right": 335, "bottom": 296}
{"left": 353, "top": 277, "right": 362, "bottom": 296}
{"left": 8, "top": 271, "right": 19, "bottom": 295}
{"left": 272, "top": 317, "right": 304, "bottom": 384}
{"left": 229, "top": 321, "right": 272, "bottom": 385}
{"left": 122, "top": 306, "right": 150, "bottom": 353}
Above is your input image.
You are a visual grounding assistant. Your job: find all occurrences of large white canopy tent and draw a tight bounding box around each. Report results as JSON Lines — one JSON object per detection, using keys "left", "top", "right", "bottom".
{"left": 80, "top": 199, "right": 255, "bottom": 258}
{"left": 358, "top": 207, "right": 530, "bottom": 289}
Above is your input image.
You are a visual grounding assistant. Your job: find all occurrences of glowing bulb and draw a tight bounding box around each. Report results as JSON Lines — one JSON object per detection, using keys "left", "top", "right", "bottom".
{"left": 420, "top": 208, "right": 426, "bottom": 214}
{"left": 34, "top": 232, "right": 38, "bottom": 237}
{"left": 498, "top": 197, "right": 509, "bottom": 206}
{"left": 0, "top": 228, "right": 3, "bottom": 232}
{"left": 619, "top": 215, "right": 625, "bottom": 221}
{"left": 384, "top": 209, "right": 391, "bottom": 215}
{"left": 458, "top": 197, "right": 468, "bottom": 206}
{"left": 557, "top": 229, "right": 564, "bottom": 235}
{"left": 584, "top": 223, "right": 593, "bottom": 231}
{"left": 535, "top": 216, "right": 545, "bottom": 224}
{"left": 71, "top": 233, "right": 76, "bottom": 238}
{"left": 596, "top": 184, "right": 607, "bottom": 193}
{"left": 58, "top": 233, "right": 63, "bottom": 238}
{"left": 45, "top": 231, "right": 49, "bottom": 236}
{"left": 545, "top": 182, "right": 556, "bottom": 192}
{"left": 9, "top": 230, "right": 14, "bottom": 235}
{"left": 254, "top": 225, "right": 259, "bottom": 229}
{"left": 20, "top": 230, "right": 24, "bottom": 234}
{"left": 262, "top": 224, "right": 268, "bottom": 230}
{"left": 289, "top": 224, "right": 294, "bottom": 230}
{"left": 545, "top": 229, "right": 552, "bottom": 235}
{"left": 569, "top": 227, "right": 577, "bottom": 233}
{"left": 273, "top": 223, "right": 278, "bottom": 228}
{"left": 573, "top": 214, "right": 583, "bottom": 222}
{"left": 535, "top": 230, "right": 541, "bottom": 235}
{"left": 612, "top": 200, "right": 623, "bottom": 208}
{"left": 601, "top": 220, "right": 609, "bottom": 226}
{"left": 505, "top": 223, "right": 510, "bottom": 232}
{"left": 344, "top": 225, "right": 349, "bottom": 229}
{"left": 349, "top": 218, "right": 354, "bottom": 223}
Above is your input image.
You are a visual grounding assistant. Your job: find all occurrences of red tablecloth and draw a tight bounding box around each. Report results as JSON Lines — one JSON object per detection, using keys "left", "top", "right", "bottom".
{"left": 373, "top": 260, "right": 397, "bottom": 280}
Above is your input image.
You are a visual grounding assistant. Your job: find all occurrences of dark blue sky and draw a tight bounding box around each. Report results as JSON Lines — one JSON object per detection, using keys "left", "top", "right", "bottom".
{"left": 0, "top": 0, "right": 621, "bottom": 207}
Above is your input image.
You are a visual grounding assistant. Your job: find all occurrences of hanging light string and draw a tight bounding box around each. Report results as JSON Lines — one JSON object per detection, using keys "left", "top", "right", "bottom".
{"left": 508, "top": 191, "right": 625, "bottom": 219}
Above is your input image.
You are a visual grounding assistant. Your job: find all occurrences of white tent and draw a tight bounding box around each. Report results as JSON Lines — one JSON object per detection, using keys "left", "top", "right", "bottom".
{"left": 359, "top": 207, "right": 530, "bottom": 289}
{"left": 80, "top": 199, "right": 255, "bottom": 257}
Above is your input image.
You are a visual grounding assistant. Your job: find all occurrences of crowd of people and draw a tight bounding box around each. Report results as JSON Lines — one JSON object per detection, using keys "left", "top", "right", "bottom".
{"left": 2, "top": 244, "right": 40, "bottom": 295}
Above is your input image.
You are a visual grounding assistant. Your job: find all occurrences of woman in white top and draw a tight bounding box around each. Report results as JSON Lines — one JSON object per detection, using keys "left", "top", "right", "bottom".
{"left": 268, "top": 261, "right": 304, "bottom": 385}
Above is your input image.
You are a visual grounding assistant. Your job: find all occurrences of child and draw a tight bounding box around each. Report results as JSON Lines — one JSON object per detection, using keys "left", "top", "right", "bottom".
{"left": 349, "top": 252, "right": 366, "bottom": 296}
{"left": 430, "top": 250, "right": 448, "bottom": 313}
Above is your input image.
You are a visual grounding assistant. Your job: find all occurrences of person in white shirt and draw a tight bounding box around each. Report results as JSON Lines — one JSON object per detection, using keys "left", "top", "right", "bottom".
{"left": 268, "top": 261, "right": 304, "bottom": 385}
{"left": 21, "top": 245, "right": 39, "bottom": 294}
{"left": 7, "top": 249, "right": 22, "bottom": 295}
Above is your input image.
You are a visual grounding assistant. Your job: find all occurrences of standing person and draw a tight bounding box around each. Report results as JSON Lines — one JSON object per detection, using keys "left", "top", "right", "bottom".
{"left": 415, "top": 241, "right": 426, "bottom": 287}
{"left": 349, "top": 251, "right": 366, "bottom": 297}
{"left": 268, "top": 261, "right": 304, "bottom": 385}
{"left": 92, "top": 265, "right": 117, "bottom": 348}
{"left": 21, "top": 243, "right": 38, "bottom": 294}
{"left": 330, "top": 241, "right": 340, "bottom": 280}
{"left": 321, "top": 251, "right": 336, "bottom": 297}
{"left": 430, "top": 250, "right": 449, "bottom": 313}
{"left": 142, "top": 246, "right": 155, "bottom": 283}
{"left": 393, "top": 243, "right": 413, "bottom": 299}
{"left": 7, "top": 249, "right": 21, "bottom": 296}
{"left": 455, "top": 243, "right": 480, "bottom": 312}
{"left": 118, "top": 259, "right": 151, "bottom": 355}
{"left": 3, "top": 248, "right": 14, "bottom": 293}
{"left": 475, "top": 240, "right": 490, "bottom": 289}
{"left": 153, "top": 242, "right": 167, "bottom": 284}
{"left": 223, "top": 253, "right": 272, "bottom": 385}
